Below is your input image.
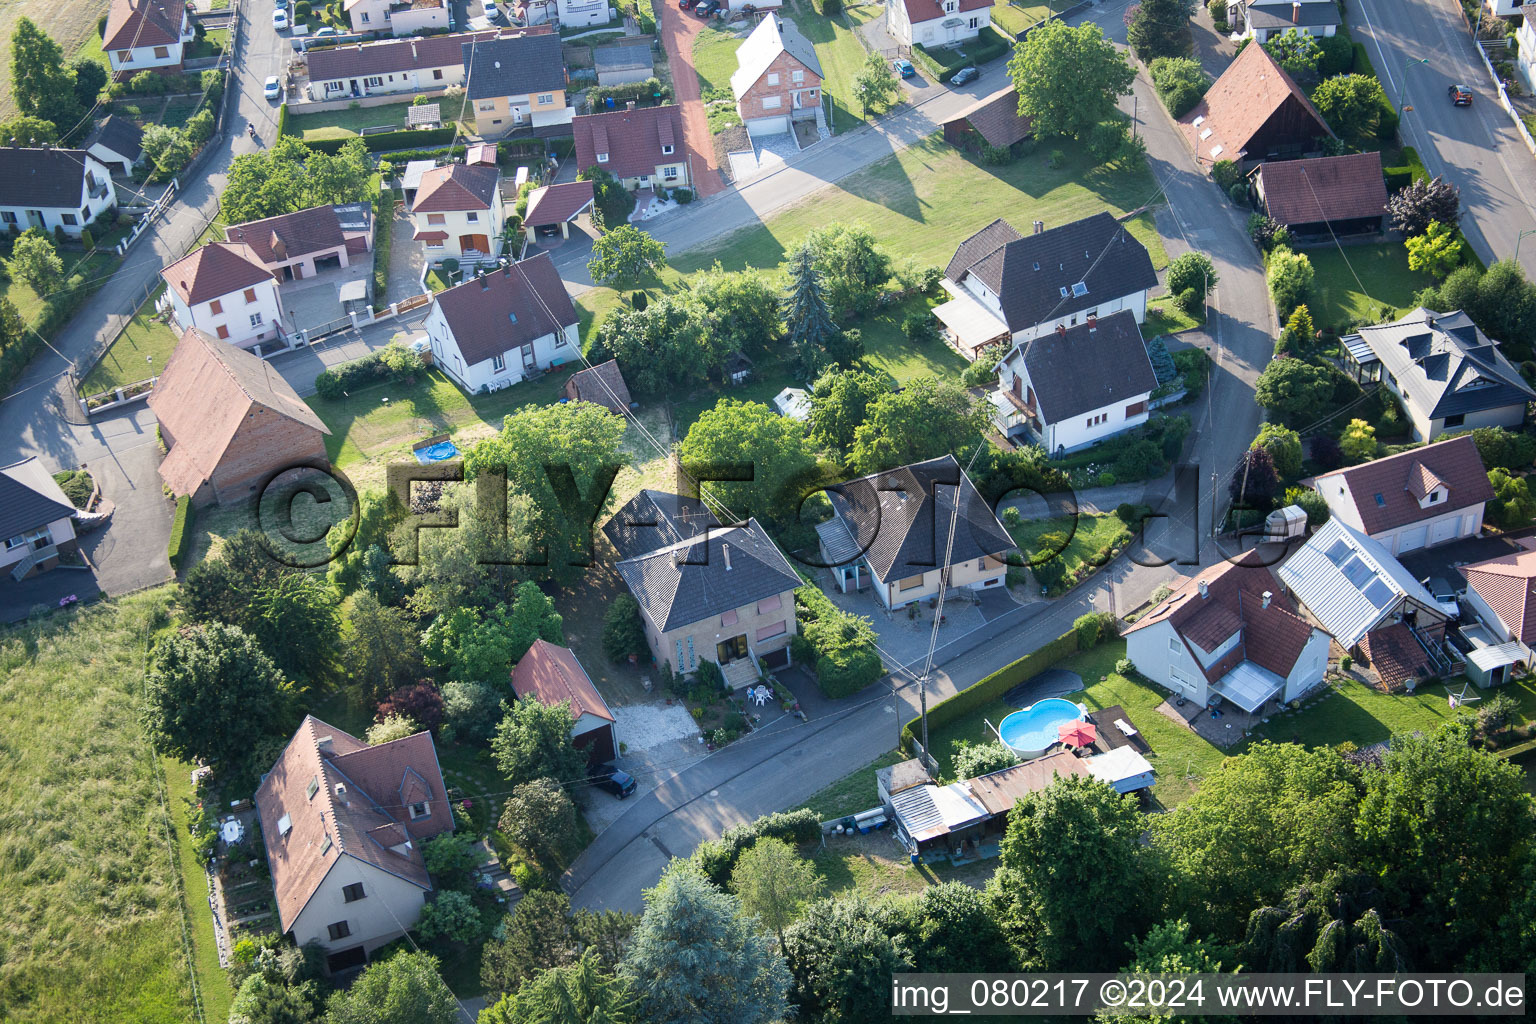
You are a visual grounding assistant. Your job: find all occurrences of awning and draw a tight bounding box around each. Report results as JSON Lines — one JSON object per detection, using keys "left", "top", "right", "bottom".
{"left": 413, "top": 229, "right": 449, "bottom": 242}
{"left": 815, "top": 516, "right": 862, "bottom": 566}
{"left": 1211, "top": 659, "right": 1285, "bottom": 713}
{"left": 932, "top": 282, "right": 1009, "bottom": 353}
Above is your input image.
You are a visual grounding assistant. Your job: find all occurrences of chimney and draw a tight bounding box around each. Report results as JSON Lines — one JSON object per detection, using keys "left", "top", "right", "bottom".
{"left": 1087, "top": 314, "right": 1097, "bottom": 331}
{"left": 626, "top": 100, "right": 636, "bottom": 111}
{"left": 1262, "top": 590, "right": 1272, "bottom": 609}
{"left": 723, "top": 543, "right": 732, "bottom": 570}
{"left": 1291, "top": 1, "right": 1300, "bottom": 20}
{"left": 1197, "top": 580, "right": 1209, "bottom": 599}
{"left": 1056, "top": 323, "right": 1067, "bottom": 337}
{"left": 1032, "top": 220, "right": 1044, "bottom": 234}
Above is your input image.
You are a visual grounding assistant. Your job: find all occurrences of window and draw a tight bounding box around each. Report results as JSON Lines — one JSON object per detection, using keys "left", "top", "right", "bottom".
{"left": 968, "top": 15, "right": 978, "bottom": 26}
{"left": 277, "top": 813, "right": 292, "bottom": 837}
{"left": 1086, "top": 413, "right": 1107, "bottom": 428}
{"left": 792, "top": 70, "right": 804, "bottom": 83}
{"left": 365, "top": 76, "right": 383, "bottom": 88}
{"left": 1443, "top": 413, "right": 1465, "bottom": 428}
{"left": 686, "top": 635, "right": 696, "bottom": 670}
{"left": 757, "top": 594, "right": 782, "bottom": 613}
{"left": 209, "top": 299, "right": 223, "bottom": 315}
{"left": 1428, "top": 490, "right": 1441, "bottom": 503}
{"left": 433, "top": 69, "right": 444, "bottom": 80}
{"left": 0, "top": 213, "right": 14, "bottom": 225}
{"left": 491, "top": 353, "right": 506, "bottom": 372}
{"left": 243, "top": 288, "right": 257, "bottom": 303}
{"left": 427, "top": 213, "right": 446, "bottom": 225}
{"left": 5, "top": 528, "right": 48, "bottom": 550}
{"left": 306, "top": 776, "right": 319, "bottom": 800}
{"left": 342, "top": 883, "right": 367, "bottom": 903}
{"left": 116, "top": 50, "right": 131, "bottom": 62}
{"left": 320, "top": 835, "right": 333, "bottom": 855}
{"left": 361, "top": 10, "right": 370, "bottom": 20}
{"left": 762, "top": 95, "right": 781, "bottom": 110}
{"left": 478, "top": 101, "right": 495, "bottom": 112}
{"left": 661, "top": 166, "right": 679, "bottom": 178}
{"left": 466, "top": 211, "right": 478, "bottom": 221}
{"left": 327, "top": 921, "right": 351, "bottom": 941}
{"left": 153, "top": 46, "right": 170, "bottom": 58}
{"left": 537, "top": 93, "right": 554, "bottom": 104}
{"left": 215, "top": 325, "right": 230, "bottom": 339}
{"left": 721, "top": 608, "right": 738, "bottom": 626}
{"left": 1071, "top": 281, "right": 1088, "bottom": 297}
{"left": 410, "top": 801, "right": 429, "bottom": 819}
{"left": 898, "top": 574, "right": 926, "bottom": 592}
{"left": 757, "top": 621, "right": 786, "bottom": 641}
{"left": 767, "top": 72, "right": 780, "bottom": 86}
{"left": 1126, "top": 401, "right": 1146, "bottom": 417}
{"left": 597, "top": 152, "right": 609, "bottom": 163}
{"left": 661, "top": 144, "right": 674, "bottom": 155}
{"left": 62, "top": 213, "right": 77, "bottom": 226}
{"left": 249, "top": 312, "right": 263, "bottom": 327}
{"left": 1373, "top": 493, "right": 1386, "bottom": 507}
{"left": 1168, "top": 637, "right": 1181, "bottom": 654}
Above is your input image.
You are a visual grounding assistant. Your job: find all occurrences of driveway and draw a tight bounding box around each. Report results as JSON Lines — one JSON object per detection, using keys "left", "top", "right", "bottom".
{"left": 384, "top": 208, "right": 427, "bottom": 303}
{"left": 81, "top": 441, "right": 175, "bottom": 595}
{"left": 654, "top": 0, "right": 729, "bottom": 198}
{"left": 583, "top": 701, "right": 705, "bottom": 832}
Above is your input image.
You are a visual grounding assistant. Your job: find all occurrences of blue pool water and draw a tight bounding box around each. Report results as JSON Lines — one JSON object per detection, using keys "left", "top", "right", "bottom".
{"left": 996, "top": 698, "right": 1086, "bottom": 756}
{"left": 415, "top": 440, "right": 460, "bottom": 464}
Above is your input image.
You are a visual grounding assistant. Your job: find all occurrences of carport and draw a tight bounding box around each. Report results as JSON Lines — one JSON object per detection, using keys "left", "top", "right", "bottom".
{"left": 522, "top": 180, "right": 596, "bottom": 242}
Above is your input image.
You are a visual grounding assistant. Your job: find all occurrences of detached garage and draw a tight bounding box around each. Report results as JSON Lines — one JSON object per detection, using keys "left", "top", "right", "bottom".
{"left": 511, "top": 639, "right": 618, "bottom": 764}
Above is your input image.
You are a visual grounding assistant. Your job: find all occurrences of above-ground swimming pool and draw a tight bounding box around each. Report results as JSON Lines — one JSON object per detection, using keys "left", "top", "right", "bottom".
{"left": 996, "top": 698, "right": 1087, "bottom": 758}
{"left": 414, "top": 440, "right": 460, "bottom": 464}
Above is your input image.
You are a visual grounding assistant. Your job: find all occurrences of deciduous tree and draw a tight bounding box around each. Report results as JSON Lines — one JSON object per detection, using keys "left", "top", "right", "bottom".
{"left": 325, "top": 950, "right": 459, "bottom": 1024}
{"left": 854, "top": 52, "right": 899, "bottom": 115}
{"left": 141, "top": 623, "right": 290, "bottom": 766}
{"left": 691, "top": 263, "right": 782, "bottom": 359}
{"left": 1166, "top": 251, "right": 1216, "bottom": 301}
{"left": 0, "top": 113, "right": 57, "bottom": 145}
{"left": 1261, "top": 28, "right": 1323, "bottom": 79}
{"left": 490, "top": 696, "right": 587, "bottom": 786}
{"left": 1008, "top": 21, "right": 1135, "bottom": 141}
{"left": 1128, "top": 0, "right": 1195, "bottom": 61}
{"left": 500, "top": 777, "right": 582, "bottom": 871}
{"left": 729, "top": 838, "right": 824, "bottom": 955}
{"left": 809, "top": 223, "right": 893, "bottom": 318}
{"left": 5, "top": 233, "right": 64, "bottom": 294}
{"left": 588, "top": 223, "right": 667, "bottom": 289}
{"left": 592, "top": 293, "right": 716, "bottom": 396}
{"left": 850, "top": 377, "right": 983, "bottom": 474}
{"left": 807, "top": 369, "right": 889, "bottom": 461}
{"left": 676, "top": 398, "right": 818, "bottom": 522}
{"left": 1405, "top": 219, "right": 1464, "bottom": 278}
{"left": 1387, "top": 175, "right": 1460, "bottom": 236}
{"left": 10, "top": 19, "right": 80, "bottom": 133}
{"left": 1251, "top": 422, "right": 1302, "bottom": 480}
{"left": 1265, "top": 246, "right": 1314, "bottom": 320}
{"left": 781, "top": 894, "right": 912, "bottom": 1024}
{"left": 1312, "top": 73, "right": 1388, "bottom": 148}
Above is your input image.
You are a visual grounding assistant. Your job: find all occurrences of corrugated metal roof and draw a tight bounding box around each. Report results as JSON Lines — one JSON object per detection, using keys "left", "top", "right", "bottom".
{"left": 1468, "top": 640, "right": 1525, "bottom": 671}
{"left": 891, "top": 784, "right": 947, "bottom": 842}
{"left": 1085, "top": 746, "right": 1155, "bottom": 791}
{"left": 1278, "top": 518, "right": 1440, "bottom": 648}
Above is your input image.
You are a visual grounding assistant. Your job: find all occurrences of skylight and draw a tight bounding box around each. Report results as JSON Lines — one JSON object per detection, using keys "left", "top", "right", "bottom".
{"left": 1324, "top": 538, "right": 1351, "bottom": 566}
{"left": 1210, "top": 144, "right": 1224, "bottom": 157}
{"left": 1362, "top": 578, "right": 1394, "bottom": 610}
{"left": 1200, "top": 128, "right": 1213, "bottom": 140}
{"left": 1071, "top": 282, "right": 1089, "bottom": 297}
{"left": 1374, "top": 493, "right": 1386, "bottom": 506}
{"left": 508, "top": 311, "right": 518, "bottom": 323}
{"left": 1058, "top": 286, "right": 1069, "bottom": 298}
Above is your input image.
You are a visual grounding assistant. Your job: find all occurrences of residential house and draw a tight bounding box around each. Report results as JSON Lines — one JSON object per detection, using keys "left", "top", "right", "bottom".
{"left": 990, "top": 310, "right": 1160, "bottom": 455}
{"left": 304, "top": 29, "right": 551, "bottom": 101}
{"left": 1124, "top": 556, "right": 1331, "bottom": 713}
{"left": 730, "top": 15, "right": 823, "bottom": 139}
{"left": 161, "top": 242, "right": 285, "bottom": 350}
{"left": 1177, "top": 41, "right": 1333, "bottom": 167}
{"left": 1277, "top": 517, "right": 1455, "bottom": 686}
{"left": 1461, "top": 540, "right": 1536, "bottom": 675}
{"left": 463, "top": 34, "right": 572, "bottom": 135}
{"left": 1253, "top": 151, "right": 1387, "bottom": 237}
{"left": 521, "top": 180, "right": 595, "bottom": 241}
{"left": 149, "top": 328, "right": 332, "bottom": 506}
{"left": 511, "top": 639, "right": 618, "bottom": 763}
{"left": 1517, "top": 17, "right": 1536, "bottom": 94}
{"left": 563, "top": 358, "right": 632, "bottom": 413}
{"left": 104, "top": 0, "right": 194, "bottom": 81}
{"left": 604, "top": 490, "right": 802, "bottom": 685}
{"left": 254, "top": 716, "right": 454, "bottom": 974}
{"left": 344, "top": 0, "right": 449, "bottom": 36}
{"left": 594, "top": 40, "right": 654, "bottom": 86}
{"left": 0, "top": 147, "right": 117, "bottom": 239}
{"left": 82, "top": 116, "right": 145, "bottom": 176}
{"left": 559, "top": 0, "right": 613, "bottom": 27}
{"left": 411, "top": 163, "right": 506, "bottom": 264}
{"left": 572, "top": 104, "right": 690, "bottom": 191}
{"left": 225, "top": 204, "right": 374, "bottom": 283}
{"left": 422, "top": 254, "right": 579, "bottom": 393}
{"left": 941, "top": 88, "right": 1032, "bottom": 153}
{"left": 816, "top": 455, "right": 1014, "bottom": 607}
{"left": 885, "top": 0, "right": 992, "bottom": 48}
{"left": 1340, "top": 308, "right": 1535, "bottom": 441}
{"left": 1488, "top": 0, "right": 1530, "bottom": 15}
{"left": 1238, "top": 0, "right": 1340, "bottom": 41}
{"left": 935, "top": 213, "right": 1158, "bottom": 360}
{"left": 1309, "top": 435, "right": 1493, "bottom": 556}
{"left": 0, "top": 458, "right": 79, "bottom": 582}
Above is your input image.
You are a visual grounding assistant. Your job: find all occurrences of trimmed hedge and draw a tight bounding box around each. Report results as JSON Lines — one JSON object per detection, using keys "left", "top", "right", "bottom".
{"left": 305, "top": 125, "right": 456, "bottom": 155}
{"left": 276, "top": 102, "right": 290, "bottom": 138}
{"left": 1383, "top": 146, "right": 1427, "bottom": 192}
{"left": 377, "top": 143, "right": 469, "bottom": 164}
{"left": 901, "top": 629, "right": 1080, "bottom": 754}
{"left": 314, "top": 343, "right": 421, "bottom": 399}
{"left": 372, "top": 185, "right": 394, "bottom": 311}
{"left": 167, "top": 495, "right": 194, "bottom": 572}
{"left": 915, "top": 26, "right": 1009, "bottom": 82}
{"left": 1351, "top": 41, "right": 1378, "bottom": 79}
{"left": 635, "top": 0, "right": 656, "bottom": 33}
{"left": 791, "top": 585, "right": 884, "bottom": 699}
{"left": 693, "top": 809, "right": 822, "bottom": 884}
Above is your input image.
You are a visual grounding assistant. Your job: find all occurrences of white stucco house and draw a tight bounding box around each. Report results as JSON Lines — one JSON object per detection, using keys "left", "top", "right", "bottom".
{"left": 423, "top": 253, "right": 579, "bottom": 394}
{"left": 886, "top": 0, "right": 993, "bottom": 48}
{"left": 0, "top": 148, "right": 117, "bottom": 239}
{"left": 411, "top": 163, "right": 506, "bottom": 265}
{"left": 1125, "top": 557, "right": 1331, "bottom": 713}
{"left": 103, "top": 0, "right": 195, "bottom": 81}
{"left": 990, "top": 310, "right": 1159, "bottom": 455}
{"left": 0, "top": 458, "right": 79, "bottom": 583}
{"left": 1238, "top": 0, "right": 1340, "bottom": 42}
{"left": 1310, "top": 435, "right": 1492, "bottom": 557}
{"left": 1518, "top": 17, "right": 1536, "bottom": 93}
{"left": 160, "top": 241, "right": 286, "bottom": 351}
{"left": 558, "top": 0, "right": 613, "bottom": 28}
{"left": 935, "top": 213, "right": 1159, "bottom": 361}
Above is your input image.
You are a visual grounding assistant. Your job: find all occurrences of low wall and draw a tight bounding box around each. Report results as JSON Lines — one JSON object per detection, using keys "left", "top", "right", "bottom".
{"left": 1474, "top": 40, "right": 1536, "bottom": 157}
{"left": 292, "top": 87, "right": 458, "bottom": 114}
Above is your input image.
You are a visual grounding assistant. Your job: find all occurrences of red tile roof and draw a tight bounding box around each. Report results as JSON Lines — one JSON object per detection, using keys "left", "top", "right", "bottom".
{"left": 1463, "top": 540, "right": 1536, "bottom": 643}
{"left": 413, "top": 163, "right": 500, "bottom": 212}
{"left": 524, "top": 180, "right": 596, "bottom": 226}
{"left": 944, "top": 89, "right": 1033, "bottom": 149}
{"left": 225, "top": 205, "right": 347, "bottom": 267}
{"left": 1311, "top": 435, "right": 1492, "bottom": 535}
{"left": 162, "top": 241, "right": 273, "bottom": 306}
{"left": 1256, "top": 152, "right": 1387, "bottom": 226}
{"left": 563, "top": 358, "right": 631, "bottom": 413}
{"left": 1360, "top": 623, "right": 1433, "bottom": 688}
{"left": 898, "top": 0, "right": 990, "bottom": 24}
{"left": 104, "top": 0, "right": 186, "bottom": 50}
{"left": 572, "top": 105, "right": 685, "bottom": 181}
{"left": 511, "top": 639, "right": 615, "bottom": 723}
{"left": 1177, "top": 42, "right": 1331, "bottom": 164}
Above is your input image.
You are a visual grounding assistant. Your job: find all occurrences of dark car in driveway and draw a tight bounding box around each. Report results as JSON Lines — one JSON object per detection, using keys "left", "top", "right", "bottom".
{"left": 695, "top": 0, "right": 720, "bottom": 15}
{"left": 597, "top": 764, "right": 636, "bottom": 798}
{"left": 1449, "top": 83, "right": 1473, "bottom": 106}
{"left": 950, "top": 66, "right": 979, "bottom": 86}
{"left": 678, "top": 0, "right": 697, "bottom": 9}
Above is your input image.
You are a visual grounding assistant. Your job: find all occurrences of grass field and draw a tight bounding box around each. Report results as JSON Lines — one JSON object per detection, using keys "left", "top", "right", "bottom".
{"left": 0, "top": 250, "right": 116, "bottom": 334}
{"left": 79, "top": 285, "right": 179, "bottom": 396}
{"left": 287, "top": 101, "right": 423, "bottom": 141}
{"left": 798, "top": 750, "right": 904, "bottom": 821}
{"left": 2, "top": 1, "right": 111, "bottom": 116}
{"left": 1305, "top": 243, "right": 1435, "bottom": 334}
{"left": 988, "top": 1, "right": 1052, "bottom": 37}
{"left": 0, "top": 589, "right": 201, "bottom": 1024}
{"left": 691, "top": 22, "right": 749, "bottom": 100}
{"left": 1009, "top": 513, "right": 1131, "bottom": 578}
{"left": 164, "top": 757, "right": 235, "bottom": 1023}
{"left": 788, "top": 0, "right": 881, "bottom": 131}
{"left": 1144, "top": 294, "right": 1203, "bottom": 336}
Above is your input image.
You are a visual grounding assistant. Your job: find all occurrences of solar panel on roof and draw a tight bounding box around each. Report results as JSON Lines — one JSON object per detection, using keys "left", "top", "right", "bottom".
{"left": 1325, "top": 538, "right": 1351, "bottom": 566}
{"left": 1362, "top": 578, "right": 1394, "bottom": 609}
{"left": 1341, "top": 554, "right": 1374, "bottom": 588}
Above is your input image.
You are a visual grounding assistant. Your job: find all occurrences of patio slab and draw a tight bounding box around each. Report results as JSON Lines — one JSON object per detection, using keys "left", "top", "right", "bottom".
{"left": 281, "top": 260, "right": 374, "bottom": 335}
{"left": 814, "top": 571, "right": 1002, "bottom": 673}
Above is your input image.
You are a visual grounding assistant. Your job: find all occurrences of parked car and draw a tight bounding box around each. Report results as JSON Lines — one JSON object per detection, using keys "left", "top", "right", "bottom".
{"left": 892, "top": 58, "right": 915, "bottom": 78}
{"left": 272, "top": 8, "right": 290, "bottom": 29}
{"left": 950, "top": 66, "right": 979, "bottom": 86}
{"left": 263, "top": 76, "right": 282, "bottom": 100}
{"left": 1448, "top": 83, "right": 1473, "bottom": 106}
{"left": 1429, "top": 577, "right": 1461, "bottom": 620}
{"left": 314, "top": 25, "right": 339, "bottom": 37}
{"left": 678, "top": 0, "right": 697, "bottom": 9}
{"left": 274, "top": 0, "right": 286, "bottom": 7}
{"left": 596, "top": 764, "right": 636, "bottom": 798}
{"left": 695, "top": 0, "right": 720, "bottom": 16}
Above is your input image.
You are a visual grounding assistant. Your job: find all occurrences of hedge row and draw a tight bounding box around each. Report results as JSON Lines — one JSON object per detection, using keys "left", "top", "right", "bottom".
{"left": 371, "top": 185, "right": 394, "bottom": 312}
{"left": 167, "top": 495, "right": 194, "bottom": 572}
{"left": 1382, "top": 146, "right": 1427, "bottom": 192}
{"left": 908, "top": 45, "right": 949, "bottom": 82}
{"left": 900, "top": 629, "right": 1079, "bottom": 754}
{"left": 305, "top": 125, "right": 457, "bottom": 155}
{"left": 635, "top": 0, "right": 656, "bottom": 33}
{"left": 965, "top": 26, "right": 1013, "bottom": 65}
{"left": 314, "top": 343, "right": 421, "bottom": 399}
{"left": 276, "top": 102, "right": 290, "bottom": 138}
{"left": 693, "top": 809, "right": 822, "bottom": 884}
{"left": 791, "top": 585, "right": 884, "bottom": 699}
{"left": 378, "top": 143, "right": 469, "bottom": 164}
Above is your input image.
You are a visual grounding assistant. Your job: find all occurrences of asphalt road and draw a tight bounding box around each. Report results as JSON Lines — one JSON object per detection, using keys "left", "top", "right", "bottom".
{"left": 1350, "top": 0, "right": 1536, "bottom": 273}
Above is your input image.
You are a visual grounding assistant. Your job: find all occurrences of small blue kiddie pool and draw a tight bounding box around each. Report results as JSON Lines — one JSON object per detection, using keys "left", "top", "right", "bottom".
{"left": 414, "top": 440, "right": 460, "bottom": 464}
{"left": 997, "top": 698, "right": 1087, "bottom": 759}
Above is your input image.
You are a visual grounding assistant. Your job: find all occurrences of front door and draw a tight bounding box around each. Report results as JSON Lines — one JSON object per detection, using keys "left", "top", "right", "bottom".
{"left": 716, "top": 634, "right": 747, "bottom": 662}
{"left": 25, "top": 210, "right": 43, "bottom": 229}
{"left": 459, "top": 233, "right": 490, "bottom": 254}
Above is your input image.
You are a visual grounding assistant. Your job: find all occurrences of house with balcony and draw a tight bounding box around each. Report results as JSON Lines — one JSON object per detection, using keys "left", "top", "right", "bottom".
{"left": 103, "top": 0, "right": 194, "bottom": 81}
{"left": 0, "top": 458, "right": 80, "bottom": 583}
{"left": 572, "top": 103, "right": 690, "bottom": 191}
{"left": 161, "top": 241, "right": 286, "bottom": 351}
{"left": 1462, "top": 539, "right": 1536, "bottom": 667}
{"left": 410, "top": 163, "right": 506, "bottom": 264}
{"left": 935, "top": 213, "right": 1158, "bottom": 361}
{"left": 344, "top": 0, "right": 449, "bottom": 36}
{"left": 422, "top": 254, "right": 579, "bottom": 393}
{"left": 558, "top": 0, "right": 613, "bottom": 28}
{"left": 990, "top": 310, "right": 1159, "bottom": 455}
{"left": 462, "top": 33, "right": 572, "bottom": 135}
{"left": 1237, "top": 0, "right": 1340, "bottom": 42}
{"left": 0, "top": 147, "right": 117, "bottom": 239}
{"left": 604, "top": 490, "right": 802, "bottom": 686}
{"left": 886, "top": 0, "right": 992, "bottom": 47}
{"left": 815, "top": 455, "right": 1014, "bottom": 608}
{"left": 730, "top": 15, "right": 822, "bottom": 139}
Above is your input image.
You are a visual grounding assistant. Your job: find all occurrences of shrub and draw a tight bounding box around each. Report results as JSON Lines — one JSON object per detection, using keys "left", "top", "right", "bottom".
{"left": 1229, "top": 180, "right": 1249, "bottom": 206}
{"left": 313, "top": 343, "right": 420, "bottom": 399}
{"left": 1074, "top": 610, "right": 1117, "bottom": 650}
{"left": 1340, "top": 654, "right": 1352, "bottom": 671}
{"left": 602, "top": 593, "right": 647, "bottom": 661}
{"left": 693, "top": 809, "right": 821, "bottom": 884}
{"left": 1212, "top": 158, "right": 1242, "bottom": 192}
{"left": 167, "top": 495, "right": 194, "bottom": 571}
{"left": 1176, "top": 286, "right": 1202, "bottom": 317}
{"left": 1097, "top": 471, "right": 1118, "bottom": 487}
{"left": 673, "top": 188, "right": 694, "bottom": 204}
{"left": 794, "top": 585, "right": 883, "bottom": 698}
{"left": 296, "top": 0, "right": 311, "bottom": 14}
{"left": 901, "top": 310, "right": 940, "bottom": 345}
{"left": 951, "top": 740, "right": 1017, "bottom": 780}
{"left": 1148, "top": 56, "right": 1212, "bottom": 118}
{"left": 1115, "top": 502, "right": 1138, "bottom": 523}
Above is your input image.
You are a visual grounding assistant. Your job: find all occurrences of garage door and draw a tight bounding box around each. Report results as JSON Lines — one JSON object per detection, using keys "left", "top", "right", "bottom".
{"left": 1397, "top": 526, "right": 1428, "bottom": 553}
{"left": 745, "top": 115, "right": 789, "bottom": 137}
{"left": 1429, "top": 518, "right": 1458, "bottom": 546}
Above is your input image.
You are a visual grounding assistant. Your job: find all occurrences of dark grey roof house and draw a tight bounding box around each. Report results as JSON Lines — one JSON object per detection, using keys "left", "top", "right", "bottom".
{"left": 83, "top": 116, "right": 145, "bottom": 175}
{"left": 1342, "top": 307, "right": 1535, "bottom": 441}
{"left": 604, "top": 489, "right": 720, "bottom": 561}
{"left": 0, "top": 457, "right": 80, "bottom": 582}
{"left": 0, "top": 147, "right": 117, "bottom": 239}
{"left": 463, "top": 34, "right": 567, "bottom": 101}
{"left": 1242, "top": 0, "right": 1341, "bottom": 42}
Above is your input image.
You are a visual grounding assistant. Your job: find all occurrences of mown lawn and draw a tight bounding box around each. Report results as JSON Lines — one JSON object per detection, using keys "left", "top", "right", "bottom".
{"left": 79, "top": 285, "right": 179, "bottom": 397}
{"left": 797, "top": 749, "right": 904, "bottom": 821}
{"left": 1009, "top": 513, "right": 1131, "bottom": 577}
{"left": 691, "top": 22, "right": 750, "bottom": 100}
{"left": 164, "top": 757, "right": 236, "bottom": 1024}
{"left": 1144, "top": 293, "right": 1203, "bottom": 336}
{"left": 786, "top": 0, "right": 882, "bottom": 131}
{"left": 0, "top": 589, "right": 203, "bottom": 1024}
{"left": 988, "top": 1, "right": 1052, "bottom": 37}
{"left": 1306, "top": 243, "right": 1435, "bottom": 334}
{"left": 287, "top": 101, "right": 421, "bottom": 141}
{"left": 0, "top": 250, "right": 116, "bottom": 332}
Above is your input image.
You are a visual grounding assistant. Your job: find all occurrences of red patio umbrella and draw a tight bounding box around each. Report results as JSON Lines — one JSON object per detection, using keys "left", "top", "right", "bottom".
{"left": 1058, "top": 720, "right": 1098, "bottom": 748}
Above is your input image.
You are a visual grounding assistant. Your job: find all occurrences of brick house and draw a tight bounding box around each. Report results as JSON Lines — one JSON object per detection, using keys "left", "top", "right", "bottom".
{"left": 730, "top": 15, "right": 822, "bottom": 139}
{"left": 103, "top": 0, "right": 195, "bottom": 82}
{"left": 149, "top": 327, "right": 332, "bottom": 506}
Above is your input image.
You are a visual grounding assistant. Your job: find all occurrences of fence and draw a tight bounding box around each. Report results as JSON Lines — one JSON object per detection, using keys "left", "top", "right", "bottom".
{"left": 1473, "top": 39, "right": 1536, "bottom": 157}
